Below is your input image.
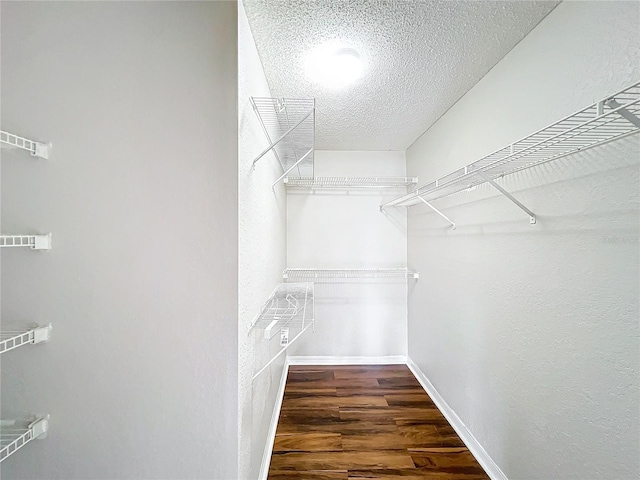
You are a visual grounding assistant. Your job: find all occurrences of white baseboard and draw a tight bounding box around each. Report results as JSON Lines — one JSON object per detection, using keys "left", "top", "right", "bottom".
{"left": 287, "top": 355, "right": 408, "bottom": 365}
{"left": 406, "top": 357, "right": 508, "bottom": 480}
{"left": 257, "top": 357, "right": 290, "bottom": 480}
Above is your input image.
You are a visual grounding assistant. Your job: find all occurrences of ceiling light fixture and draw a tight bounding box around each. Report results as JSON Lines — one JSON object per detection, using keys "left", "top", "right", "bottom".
{"left": 306, "top": 44, "right": 363, "bottom": 88}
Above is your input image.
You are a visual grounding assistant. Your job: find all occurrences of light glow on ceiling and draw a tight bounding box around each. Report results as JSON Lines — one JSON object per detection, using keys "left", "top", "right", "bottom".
{"left": 306, "top": 43, "right": 363, "bottom": 88}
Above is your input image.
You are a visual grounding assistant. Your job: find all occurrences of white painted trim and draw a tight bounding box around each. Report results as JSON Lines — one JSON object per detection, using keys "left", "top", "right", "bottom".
{"left": 287, "top": 355, "right": 408, "bottom": 365}
{"left": 406, "top": 357, "right": 508, "bottom": 480}
{"left": 257, "top": 357, "right": 290, "bottom": 480}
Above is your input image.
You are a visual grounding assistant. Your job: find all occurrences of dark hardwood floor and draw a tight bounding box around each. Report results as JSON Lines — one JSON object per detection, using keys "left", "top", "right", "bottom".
{"left": 268, "top": 364, "right": 489, "bottom": 479}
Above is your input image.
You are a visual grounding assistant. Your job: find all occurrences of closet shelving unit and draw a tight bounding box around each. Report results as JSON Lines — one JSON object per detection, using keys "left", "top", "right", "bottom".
{"left": 284, "top": 176, "right": 418, "bottom": 189}
{"left": 1, "top": 129, "right": 52, "bottom": 249}
{"left": 0, "top": 325, "right": 52, "bottom": 355}
{"left": 283, "top": 268, "right": 419, "bottom": 282}
{"left": 1, "top": 128, "right": 52, "bottom": 463}
{"left": 0, "top": 234, "right": 52, "bottom": 250}
{"left": 251, "top": 97, "right": 315, "bottom": 187}
{"left": 0, "top": 416, "right": 49, "bottom": 463}
{"left": 0, "top": 130, "right": 50, "bottom": 160}
{"left": 251, "top": 282, "right": 314, "bottom": 379}
{"left": 381, "top": 82, "right": 640, "bottom": 225}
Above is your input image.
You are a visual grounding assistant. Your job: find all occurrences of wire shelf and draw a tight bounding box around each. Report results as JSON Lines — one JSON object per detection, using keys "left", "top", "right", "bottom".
{"left": 0, "top": 416, "right": 49, "bottom": 463}
{"left": 0, "top": 130, "right": 50, "bottom": 159}
{"left": 251, "top": 283, "right": 314, "bottom": 380}
{"left": 251, "top": 97, "right": 315, "bottom": 182}
{"left": 251, "top": 282, "right": 314, "bottom": 339}
{"left": 283, "top": 268, "right": 419, "bottom": 282}
{"left": 284, "top": 176, "right": 418, "bottom": 189}
{"left": 0, "top": 325, "right": 52, "bottom": 355}
{"left": 383, "top": 82, "right": 640, "bottom": 209}
{"left": 0, "top": 234, "right": 52, "bottom": 250}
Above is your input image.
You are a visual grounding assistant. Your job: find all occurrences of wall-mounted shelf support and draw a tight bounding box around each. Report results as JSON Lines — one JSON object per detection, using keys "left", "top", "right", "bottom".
{"left": 253, "top": 323, "right": 312, "bottom": 380}
{"left": 0, "top": 234, "right": 52, "bottom": 250}
{"left": 251, "top": 283, "right": 314, "bottom": 380}
{"left": 252, "top": 108, "right": 314, "bottom": 167}
{"left": 0, "top": 416, "right": 49, "bottom": 463}
{"left": 0, "top": 131, "right": 50, "bottom": 160}
{"left": 477, "top": 172, "right": 536, "bottom": 224}
{"left": 0, "top": 324, "right": 52, "bottom": 355}
{"left": 250, "top": 97, "right": 316, "bottom": 182}
{"left": 272, "top": 147, "right": 313, "bottom": 188}
{"left": 605, "top": 98, "right": 640, "bottom": 128}
{"left": 417, "top": 197, "right": 456, "bottom": 229}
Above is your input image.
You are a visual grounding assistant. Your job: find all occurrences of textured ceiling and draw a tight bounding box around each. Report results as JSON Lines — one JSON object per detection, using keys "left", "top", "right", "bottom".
{"left": 243, "top": 0, "right": 560, "bottom": 150}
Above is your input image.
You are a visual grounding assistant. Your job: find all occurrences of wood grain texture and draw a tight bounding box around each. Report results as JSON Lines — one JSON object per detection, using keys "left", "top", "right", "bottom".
{"left": 268, "top": 365, "right": 489, "bottom": 479}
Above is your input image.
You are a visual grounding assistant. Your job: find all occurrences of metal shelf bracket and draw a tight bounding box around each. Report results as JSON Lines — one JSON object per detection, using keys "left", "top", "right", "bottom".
{"left": 250, "top": 282, "right": 314, "bottom": 381}
{"left": 252, "top": 108, "right": 314, "bottom": 167}
{"left": 605, "top": 98, "right": 640, "bottom": 128}
{"left": 0, "top": 415, "right": 49, "bottom": 463}
{"left": 417, "top": 196, "right": 456, "bottom": 229}
{"left": 0, "top": 234, "right": 52, "bottom": 250}
{"left": 0, "top": 324, "right": 53, "bottom": 355}
{"left": 272, "top": 147, "right": 313, "bottom": 188}
{"left": 0, "top": 130, "right": 50, "bottom": 160}
{"left": 477, "top": 172, "right": 536, "bottom": 224}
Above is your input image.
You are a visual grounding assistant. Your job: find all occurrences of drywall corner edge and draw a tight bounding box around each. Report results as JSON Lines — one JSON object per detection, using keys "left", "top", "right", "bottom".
{"left": 287, "top": 355, "right": 408, "bottom": 365}
{"left": 406, "top": 357, "right": 508, "bottom": 480}
{"left": 258, "top": 358, "right": 290, "bottom": 480}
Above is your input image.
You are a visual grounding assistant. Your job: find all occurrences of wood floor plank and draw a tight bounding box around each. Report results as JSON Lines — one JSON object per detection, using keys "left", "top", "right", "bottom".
{"left": 285, "top": 386, "right": 338, "bottom": 396}
{"left": 385, "top": 393, "right": 437, "bottom": 407}
{"left": 333, "top": 366, "right": 413, "bottom": 379}
{"left": 336, "top": 387, "right": 425, "bottom": 397}
{"left": 277, "top": 420, "right": 399, "bottom": 435}
{"left": 270, "top": 451, "right": 416, "bottom": 470}
{"left": 268, "top": 365, "right": 488, "bottom": 479}
{"left": 411, "top": 449, "right": 489, "bottom": 477}
{"left": 347, "top": 469, "right": 451, "bottom": 479}
{"left": 282, "top": 395, "right": 388, "bottom": 409}
{"left": 284, "top": 377, "right": 381, "bottom": 388}
{"left": 289, "top": 365, "right": 338, "bottom": 372}
{"left": 277, "top": 411, "right": 398, "bottom": 435}
{"left": 339, "top": 407, "right": 451, "bottom": 422}
{"left": 325, "top": 365, "right": 408, "bottom": 373}
{"left": 394, "top": 417, "right": 452, "bottom": 427}
{"left": 377, "top": 376, "right": 423, "bottom": 387}
{"left": 288, "top": 370, "right": 335, "bottom": 383}
{"left": 397, "top": 424, "right": 466, "bottom": 448}
{"left": 349, "top": 470, "right": 488, "bottom": 479}
{"left": 341, "top": 433, "right": 408, "bottom": 451}
{"left": 273, "top": 433, "right": 342, "bottom": 452}
{"left": 269, "top": 470, "right": 348, "bottom": 480}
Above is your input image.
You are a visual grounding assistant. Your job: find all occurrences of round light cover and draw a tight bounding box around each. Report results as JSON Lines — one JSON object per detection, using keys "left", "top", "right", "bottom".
{"left": 306, "top": 44, "right": 363, "bottom": 88}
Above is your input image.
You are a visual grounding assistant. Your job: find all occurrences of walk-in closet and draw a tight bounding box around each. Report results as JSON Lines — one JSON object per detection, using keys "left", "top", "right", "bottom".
{"left": 1, "top": 1, "right": 638, "bottom": 479}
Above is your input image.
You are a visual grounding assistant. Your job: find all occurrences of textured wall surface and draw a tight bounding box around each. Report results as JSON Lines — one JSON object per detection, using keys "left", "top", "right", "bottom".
{"left": 1, "top": 2, "right": 239, "bottom": 479}
{"left": 238, "top": 1, "right": 288, "bottom": 478}
{"left": 243, "top": 0, "right": 559, "bottom": 150}
{"left": 406, "top": 1, "right": 640, "bottom": 479}
{"left": 288, "top": 151, "right": 408, "bottom": 358}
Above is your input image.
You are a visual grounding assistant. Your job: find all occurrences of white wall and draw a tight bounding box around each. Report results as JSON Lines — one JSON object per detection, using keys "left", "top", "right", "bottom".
{"left": 1, "top": 2, "right": 239, "bottom": 479}
{"left": 237, "top": 1, "right": 288, "bottom": 478}
{"left": 288, "top": 151, "right": 408, "bottom": 358}
{"left": 406, "top": 2, "right": 639, "bottom": 479}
